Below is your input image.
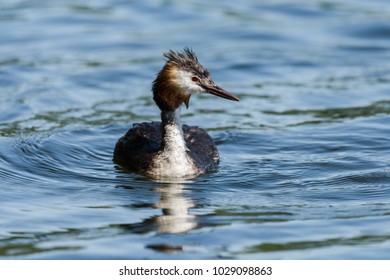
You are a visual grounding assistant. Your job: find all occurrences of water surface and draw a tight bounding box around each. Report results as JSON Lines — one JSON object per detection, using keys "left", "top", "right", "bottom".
{"left": 1, "top": 0, "right": 390, "bottom": 259}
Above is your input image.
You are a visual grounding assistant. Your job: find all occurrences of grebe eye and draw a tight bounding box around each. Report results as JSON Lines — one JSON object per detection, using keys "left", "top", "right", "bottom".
{"left": 191, "top": 76, "right": 200, "bottom": 82}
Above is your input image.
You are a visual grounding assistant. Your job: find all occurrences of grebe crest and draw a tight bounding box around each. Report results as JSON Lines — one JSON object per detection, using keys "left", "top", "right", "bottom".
{"left": 114, "top": 47, "right": 239, "bottom": 178}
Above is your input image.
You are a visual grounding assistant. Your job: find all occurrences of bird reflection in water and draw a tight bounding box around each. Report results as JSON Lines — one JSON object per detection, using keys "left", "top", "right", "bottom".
{"left": 117, "top": 179, "right": 198, "bottom": 237}
{"left": 152, "top": 182, "right": 197, "bottom": 234}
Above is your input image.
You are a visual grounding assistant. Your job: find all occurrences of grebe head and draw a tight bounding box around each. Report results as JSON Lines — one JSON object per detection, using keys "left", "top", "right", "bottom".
{"left": 152, "top": 47, "right": 239, "bottom": 111}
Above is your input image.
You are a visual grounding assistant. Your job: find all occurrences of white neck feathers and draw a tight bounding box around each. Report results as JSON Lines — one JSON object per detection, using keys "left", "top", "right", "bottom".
{"left": 148, "top": 107, "right": 198, "bottom": 178}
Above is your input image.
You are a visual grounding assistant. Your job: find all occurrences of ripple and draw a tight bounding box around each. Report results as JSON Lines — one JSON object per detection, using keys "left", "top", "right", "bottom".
{"left": 348, "top": 23, "right": 390, "bottom": 40}
{"left": 263, "top": 100, "right": 390, "bottom": 123}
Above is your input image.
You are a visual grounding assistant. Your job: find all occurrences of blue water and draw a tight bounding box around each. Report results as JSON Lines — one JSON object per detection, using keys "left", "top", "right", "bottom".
{"left": 1, "top": 0, "right": 390, "bottom": 259}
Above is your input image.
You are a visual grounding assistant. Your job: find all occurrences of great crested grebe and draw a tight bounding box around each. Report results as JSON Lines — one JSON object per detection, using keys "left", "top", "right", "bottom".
{"left": 114, "top": 48, "right": 239, "bottom": 178}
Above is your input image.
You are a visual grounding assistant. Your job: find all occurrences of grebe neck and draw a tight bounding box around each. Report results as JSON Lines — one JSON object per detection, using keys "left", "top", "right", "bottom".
{"left": 148, "top": 107, "right": 197, "bottom": 178}
{"left": 160, "top": 107, "right": 187, "bottom": 153}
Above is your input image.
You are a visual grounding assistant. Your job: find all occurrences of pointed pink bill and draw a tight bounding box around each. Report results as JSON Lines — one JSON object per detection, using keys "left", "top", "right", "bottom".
{"left": 201, "top": 84, "right": 240, "bottom": 102}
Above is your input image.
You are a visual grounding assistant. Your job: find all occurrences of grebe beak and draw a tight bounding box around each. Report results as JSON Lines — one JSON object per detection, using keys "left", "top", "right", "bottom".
{"left": 200, "top": 83, "right": 240, "bottom": 102}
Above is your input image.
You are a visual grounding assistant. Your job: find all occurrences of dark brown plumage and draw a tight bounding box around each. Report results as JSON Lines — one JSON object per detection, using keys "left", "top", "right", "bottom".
{"left": 113, "top": 122, "right": 219, "bottom": 174}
